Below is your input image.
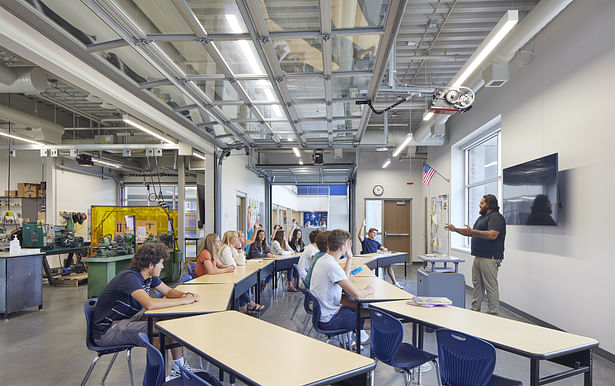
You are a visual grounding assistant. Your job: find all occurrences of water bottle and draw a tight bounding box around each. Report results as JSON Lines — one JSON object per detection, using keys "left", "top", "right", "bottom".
{"left": 9, "top": 236, "right": 21, "bottom": 255}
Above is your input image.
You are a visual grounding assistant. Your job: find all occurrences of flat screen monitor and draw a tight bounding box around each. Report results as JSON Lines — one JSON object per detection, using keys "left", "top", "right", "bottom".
{"left": 503, "top": 153, "right": 558, "bottom": 225}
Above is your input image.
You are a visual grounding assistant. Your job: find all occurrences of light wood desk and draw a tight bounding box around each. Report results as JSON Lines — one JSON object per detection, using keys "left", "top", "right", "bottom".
{"left": 372, "top": 300, "right": 599, "bottom": 386}
{"left": 145, "top": 283, "right": 234, "bottom": 340}
{"left": 346, "top": 276, "right": 413, "bottom": 352}
{"left": 156, "top": 311, "right": 376, "bottom": 386}
{"left": 355, "top": 251, "right": 408, "bottom": 279}
{"left": 264, "top": 253, "right": 301, "bottom": 294}
{"left": 185, "top": 261, "right": 270, "bottom": 307}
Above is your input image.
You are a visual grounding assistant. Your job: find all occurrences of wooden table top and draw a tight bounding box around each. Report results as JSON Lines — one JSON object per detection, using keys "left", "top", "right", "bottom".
{"left": 348, "top": 264, "right": 376, "bottom": 277}
{"left": 348, "top": 276, "right": 413, "bottom": 302}
{"left": 265, "top": 253, "right": 301, "bottom": 260}
{"left": 372, "top": 300, "right": 599, "bottom": 359}
{"left": 156, "top": 311, "right": 375, "bottom": 386}
{"left": 185, "top": 261, "right": 270, "bottom": 285}
{"left": 145, "top": 284, "right": 233, "bottom": 316}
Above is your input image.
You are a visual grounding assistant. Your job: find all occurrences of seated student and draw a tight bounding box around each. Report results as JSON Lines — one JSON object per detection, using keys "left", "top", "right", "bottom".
{"left": 247, "top": 229, "right": 274, "bottom": 291}
{"left": 195, "top": 233, "right": 235, "bottom": 277}
{"left": 289, "top": 227, "right": 305, "bottom": 253}
{"left": 297, "top": 230, "right": 320, "bottom": 287}
{"left": 218, "top": 231, "right": 245, "bottom": 267}
{"left": 304, "top": 231, "right": 329, "bottom": 289}
{"left": 270, "top": 224, "right": 282, "bottom": 243}
{"left": 271, "top": 228, "right": 297, "bottom": 292}
{"left": 219, "top": 230, "right": 264, "bottom": 313}
{"left": 92, "top": 242, "right": 200, "bottom": 378}
{"left": 310, "top": 230, "right": 374, "bottom": 339}
{"left": 243, "top": 223, "right": 260, "bottom": 254}
{"left": 358, "top": 219, "right": 403, "bottom": 288}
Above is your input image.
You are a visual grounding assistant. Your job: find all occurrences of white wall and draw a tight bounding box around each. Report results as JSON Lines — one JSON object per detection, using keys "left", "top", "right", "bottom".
{"left": 220, "top": 153, "right": 265, "bottom": 233}
{"left": 428, "top": 0, "right": 615, "bottom": 353}
{"left": 272, "top": 185, "right": 329, "bottom": 212}
{"left": 355, "top": 151, "right": 426, "bottom": 259}
{"left": 0, "top": 150, "right": 45, "bottom": 191}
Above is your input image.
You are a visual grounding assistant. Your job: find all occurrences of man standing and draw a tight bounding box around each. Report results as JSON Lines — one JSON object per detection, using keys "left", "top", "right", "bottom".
{"left": 444, "top": 194, "right": 506, "bottom": 314}
{"left": 92, "top": 242, "right": 200, "bottom": 378}
{"left": 357, "top": 219, "right": 403, "bottom": 288}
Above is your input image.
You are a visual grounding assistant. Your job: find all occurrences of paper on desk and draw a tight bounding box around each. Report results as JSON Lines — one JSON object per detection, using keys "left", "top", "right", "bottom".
{"left": 407, "top": 296, "right": 452, "bottom": 307}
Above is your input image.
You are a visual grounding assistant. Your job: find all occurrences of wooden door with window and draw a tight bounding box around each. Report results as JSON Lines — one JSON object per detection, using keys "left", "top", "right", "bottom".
{"left": 383, "top": 200, "right": 411, "bottom": 256}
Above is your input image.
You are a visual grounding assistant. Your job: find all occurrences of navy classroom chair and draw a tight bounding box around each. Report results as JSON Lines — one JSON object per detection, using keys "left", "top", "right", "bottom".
{"left": 306, "top": 290, "right": 353, "bottom": 349}
{"left": 186, "top": 262, "right": 196, "bottom": 278}
{"left": 81, "top": 298, "right": 135, "bottom": 386}
{"left": 369, "top": 309, "right": 441, "bottom": 386}
{"left": 436, "top": 328, "right": 522, "bottom": 386}
{"left": 181, "top": 273, "right": 193, "bottom": 283}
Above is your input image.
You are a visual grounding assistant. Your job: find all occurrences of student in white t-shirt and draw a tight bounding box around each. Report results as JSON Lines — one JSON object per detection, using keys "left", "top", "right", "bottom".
{"left": 310, "top": 229, "right": 374, "bottom": 334}
{"left": 297, "top": 229, "right": 320, "bottom": 288}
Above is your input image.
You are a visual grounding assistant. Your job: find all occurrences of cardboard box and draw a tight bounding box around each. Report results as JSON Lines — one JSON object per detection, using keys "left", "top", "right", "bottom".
{"left": 4, "top": 190, "right": 18, "bottom": 197}
{"left": 18, "top": 183, "right": 39, "bottom": 198}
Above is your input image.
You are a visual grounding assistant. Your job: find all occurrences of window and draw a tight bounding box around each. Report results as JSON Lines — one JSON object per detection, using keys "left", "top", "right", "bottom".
{"left": 463, "top": 131, "right": 501, "bottom": 247}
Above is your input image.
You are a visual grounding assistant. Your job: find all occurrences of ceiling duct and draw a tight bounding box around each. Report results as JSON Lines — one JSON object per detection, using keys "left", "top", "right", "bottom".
{"left": 0, "top": 104, "right": 63, "bottom": 143}
{"left": 0, "top": 62, "right": 47, "bottom": 94}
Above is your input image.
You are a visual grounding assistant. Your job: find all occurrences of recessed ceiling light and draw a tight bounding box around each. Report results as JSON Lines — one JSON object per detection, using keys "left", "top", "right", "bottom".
{"left": 376, "top": 147, "right": 388, "bottom": 152}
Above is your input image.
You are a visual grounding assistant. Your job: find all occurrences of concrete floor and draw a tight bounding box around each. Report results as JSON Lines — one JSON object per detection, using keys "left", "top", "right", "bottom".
{"left": 1, "top": 263, "right": 613, "bottom": 385}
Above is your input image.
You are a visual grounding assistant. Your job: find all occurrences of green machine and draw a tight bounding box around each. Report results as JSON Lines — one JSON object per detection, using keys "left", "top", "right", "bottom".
{"left": 92, "top": 233, "right": 135, "bottom": 257}
{"left": 22, "top": 222, "right": 45, "bottom": 248}
{"left": 155, "top": 231, "right": 181, "bottom": 283}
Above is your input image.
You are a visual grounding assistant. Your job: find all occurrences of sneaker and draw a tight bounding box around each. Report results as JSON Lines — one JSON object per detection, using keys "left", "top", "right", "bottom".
{"left": 169, "top": 362, "right": 200, "bottom": 380}
{"left": 393, "top": 282, "right": 404, "bottom": 289}
{"left": 420, "top": 362, "right": 432, "bottom": 372}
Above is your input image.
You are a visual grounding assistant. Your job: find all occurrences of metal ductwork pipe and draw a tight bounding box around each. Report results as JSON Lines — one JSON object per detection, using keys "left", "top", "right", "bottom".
{"left": 0, "top": 62, "right": 47, "bottom": 94}
{"left": 413, "top": 0, "right": 574, "bottom": 146}
{"left": 0, "top": 104, "right": 63, "bottom": 143}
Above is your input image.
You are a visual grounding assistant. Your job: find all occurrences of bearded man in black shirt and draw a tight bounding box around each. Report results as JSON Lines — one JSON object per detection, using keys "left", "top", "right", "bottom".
{"left": 445, "top": 194, "right": 506, "bottom": 314}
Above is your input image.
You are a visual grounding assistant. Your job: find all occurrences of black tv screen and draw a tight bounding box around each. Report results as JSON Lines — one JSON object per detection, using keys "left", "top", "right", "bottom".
{"left": 503, "top": 153, "right": 558, "bottom": 225}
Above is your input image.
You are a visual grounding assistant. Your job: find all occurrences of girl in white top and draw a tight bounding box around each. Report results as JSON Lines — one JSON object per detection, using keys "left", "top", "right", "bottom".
{"left": 218, "top": 231, "right": 246, "bottom": 266}
{"left": 270, "top": 229, "right": 297, "bottom": 291}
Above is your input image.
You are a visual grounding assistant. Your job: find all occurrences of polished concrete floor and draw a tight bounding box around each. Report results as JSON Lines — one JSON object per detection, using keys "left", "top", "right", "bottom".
{"left": 1, "top": 263, "right": 613, "bottom": 385}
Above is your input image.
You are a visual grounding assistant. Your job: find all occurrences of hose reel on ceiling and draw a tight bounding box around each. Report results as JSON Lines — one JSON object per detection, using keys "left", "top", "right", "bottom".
{"left": 430, "top": 86, "right": 475, "bottom": 114}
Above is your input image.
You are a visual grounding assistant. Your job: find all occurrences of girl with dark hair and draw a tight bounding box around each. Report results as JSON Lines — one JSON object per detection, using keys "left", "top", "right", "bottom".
{"left": 247, "top": 229, "right": 274, "bottom": 259}
{"left": 270, "top": 229, "right": 298, "bottom": 292}
{"left": 289, "top": 228, "right": 305, "bottom": 253}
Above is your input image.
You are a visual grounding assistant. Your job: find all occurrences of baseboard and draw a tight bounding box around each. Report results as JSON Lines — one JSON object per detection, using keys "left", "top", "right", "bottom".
{"left": 464, "top": 285, "right": 615, "bottom": 363}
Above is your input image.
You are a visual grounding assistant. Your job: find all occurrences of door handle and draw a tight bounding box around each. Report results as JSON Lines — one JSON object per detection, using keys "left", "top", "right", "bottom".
{"left": 384, "top": 233, "right": 410, "bottom": 237}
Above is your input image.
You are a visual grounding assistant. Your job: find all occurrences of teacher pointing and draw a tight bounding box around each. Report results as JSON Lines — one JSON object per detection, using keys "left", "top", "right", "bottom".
{"left": 444, "top": 194, "right": 506, "bottom": 314}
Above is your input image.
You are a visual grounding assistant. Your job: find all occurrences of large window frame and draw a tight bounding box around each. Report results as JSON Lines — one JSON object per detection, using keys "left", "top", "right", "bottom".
{"left": 462, "top": 130, "right": 502, "bottom": 247}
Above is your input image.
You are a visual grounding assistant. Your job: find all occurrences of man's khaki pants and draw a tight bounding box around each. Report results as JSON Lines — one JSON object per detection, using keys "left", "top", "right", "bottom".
{"left": 471, "top": 256, "right": 502, "bottom": 314}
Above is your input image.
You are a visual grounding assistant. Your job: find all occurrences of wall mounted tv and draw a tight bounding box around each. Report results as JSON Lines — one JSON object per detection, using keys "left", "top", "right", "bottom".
{"left": 503, "top": 153, "right": 558, "bottom": 225}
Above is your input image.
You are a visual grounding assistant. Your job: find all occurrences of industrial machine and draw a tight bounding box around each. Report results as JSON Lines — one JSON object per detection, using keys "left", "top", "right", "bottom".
{"left": 430, "top": 86, "right": 475, "bottom": 114}
{"left": 41, "top": 217, "right": 84, "bottom": 251}
{"left": 22, "top": 222, "right": 46, "bottom": 248}
{"left": 92, "top": 233, "right": 135, "bottom": 257}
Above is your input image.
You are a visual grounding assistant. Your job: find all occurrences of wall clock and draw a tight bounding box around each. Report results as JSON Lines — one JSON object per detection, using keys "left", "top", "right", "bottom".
{"left": 373, "top": 184, "right": 384, "bottom": 196}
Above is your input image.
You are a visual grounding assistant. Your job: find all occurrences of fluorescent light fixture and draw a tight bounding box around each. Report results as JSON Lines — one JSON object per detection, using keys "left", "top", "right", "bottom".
{"left": 192, "top": 151, "right": 206, "bottom": 160}
{"left": 93, "top": 158, "right": 120, "bottom": 168}
{"left": 423, "top": 111, "right": 434, "bottom": 121}
{"left": 483, "top": 161, "right": 497, "bottom": 168}
{"left": 292, "top": 147, "right": 301, "bottom": 157}
{"left": 287, "top": 137, "right": 292, "bottom": 142}
{"left": 451, "top": 10, "right": 518, "bottom": 89}
{"left": 0, "top": 131, "right": 45, "bottom": 146}
{"left": 392, "top": 133, "right": 413, "bottom": 157}
{"left": 299, "top": 159, "right": 304, "bottom": 165}
{"left": 122, "top": 116, "right": 175, "bottom": 145}
{"left": 382, "top": 159, "right": 391, "bottom": 168}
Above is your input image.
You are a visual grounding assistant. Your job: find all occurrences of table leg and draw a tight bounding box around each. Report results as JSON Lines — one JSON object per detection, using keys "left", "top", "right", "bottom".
{"left": 42, "top": 255, "right": 55, "bottom": 286}
{"left": 160, "top": 332, "right": 167, "bottom": 368}
{"left": 256, "top": 271, "right": 261, "bottom": 305}
{"left": 219, "top": 368, "right": 224, "bottom": 382}
{"left": 412, "top": 323, "right": 417, "bottom": 347}
{"left": 418, "top": 324, "right": 424, "bottom": 350}
{"left": 147, "top": 317, "right": 154, "bottom": 343}
{"left": 355, "top": 302, "right": 361, "bottom": 353}
{"left": 404, "top": 259, "right": 407, "bottom": 279}
{"left": 585, "top": 349, "right": 593, "bottom": 386}
{"left": 530, "top": 358, "right": 539, "bottom": 386}
{"left": 65, "top": 252, "right": 74, "bottom": 267}
{"left": 368, "top": 369, "right": 375, "bottom": 386}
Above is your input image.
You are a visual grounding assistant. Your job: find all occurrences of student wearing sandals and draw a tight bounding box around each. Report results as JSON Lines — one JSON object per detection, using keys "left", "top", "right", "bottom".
{"left": 219, "top": 230, "right": 264, "bottom": 313}
{"left": 270, "top": 229, "right": 298, "bottom": 292}
{"left": 247, "top": 229, "right": 274, "bottom": 292}
{"left": 194, "top": 233, "right": 235, "bottom": 277}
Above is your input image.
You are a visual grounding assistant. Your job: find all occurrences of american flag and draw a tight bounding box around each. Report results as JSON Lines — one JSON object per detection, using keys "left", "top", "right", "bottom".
{"left": 423, "top": 163, "right": 436, "bottom": 185}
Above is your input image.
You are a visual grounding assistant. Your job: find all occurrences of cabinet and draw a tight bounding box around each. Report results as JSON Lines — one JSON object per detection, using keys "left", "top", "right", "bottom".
{"left": 0, "top": 197, "right": 45, "bottom": 227}
{"left": 417, "top": 254, "right": 466, "bottom": 307}
{"left": 0, "top": 251, "right": 43, "bottom": 317}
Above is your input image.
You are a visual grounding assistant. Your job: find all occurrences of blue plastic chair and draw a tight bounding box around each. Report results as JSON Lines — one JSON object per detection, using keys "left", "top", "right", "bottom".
{"left": 81, "top": 298, "right": 135, "bottom": 386}
{"left": 369, "top": 309, "right": 441, "bottom": 386}
{"left": 305, "top": 290, "right": 353, "bottom": 348}
{"left": 179, "top": 364, "right": 223, "bottom": 385}
{"left": 181, "top": 273, "right": 193, "bottom": 283}
{"left": 186, "top": 262, "right": 196, "bottom": 278}
{"left": 302, "top": 285, "right": 314, "bottom": 334}
{"left": 436, "top": 329, "right": 522, "bottom": 386}
{"left": 290, "top": 264, "right": 306, "bottom": 321}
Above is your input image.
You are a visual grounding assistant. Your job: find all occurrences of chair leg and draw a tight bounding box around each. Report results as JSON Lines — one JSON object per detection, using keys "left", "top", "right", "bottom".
{"left": 80, "top": 355, "right": 100, "bottom": 386}
{"left": 101, "top": 352, "right": 119, "bottom": 384}
{"left": 290, "top": 293, "right": 304, "bottom": 321}
{"left": 126, "top": 349, "right": 135, "bottom": 386}
{"left": 432, "top": 360, "right": 442, "bottom": 386}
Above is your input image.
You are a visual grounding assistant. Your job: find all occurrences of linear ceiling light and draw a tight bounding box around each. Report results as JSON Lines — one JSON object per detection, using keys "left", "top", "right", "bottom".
{"left": 122, "top": 116, "right": 175, "bottom": 145}
{"left": 93, "top": 158, "right": 120, "bottom": 168}
{"left": 382, "top": 159, "right": 391, "bottom": 168}
{"left": 451, "top": 10, "right": 518, "bottom": 89}
{"left": 0, "top": 131, "right": 45, "bottom": 146}
{"left": 422, "top": 111, "right": 434, "bottom": 121}
{"left": 392, "top": 133, "right": 413, "bottom": 157}
{"left": 292, "top": 147, "right": 301, "bottom": 157}
{"left": 192, "top": 151, "right": 206, "bottom": 160}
